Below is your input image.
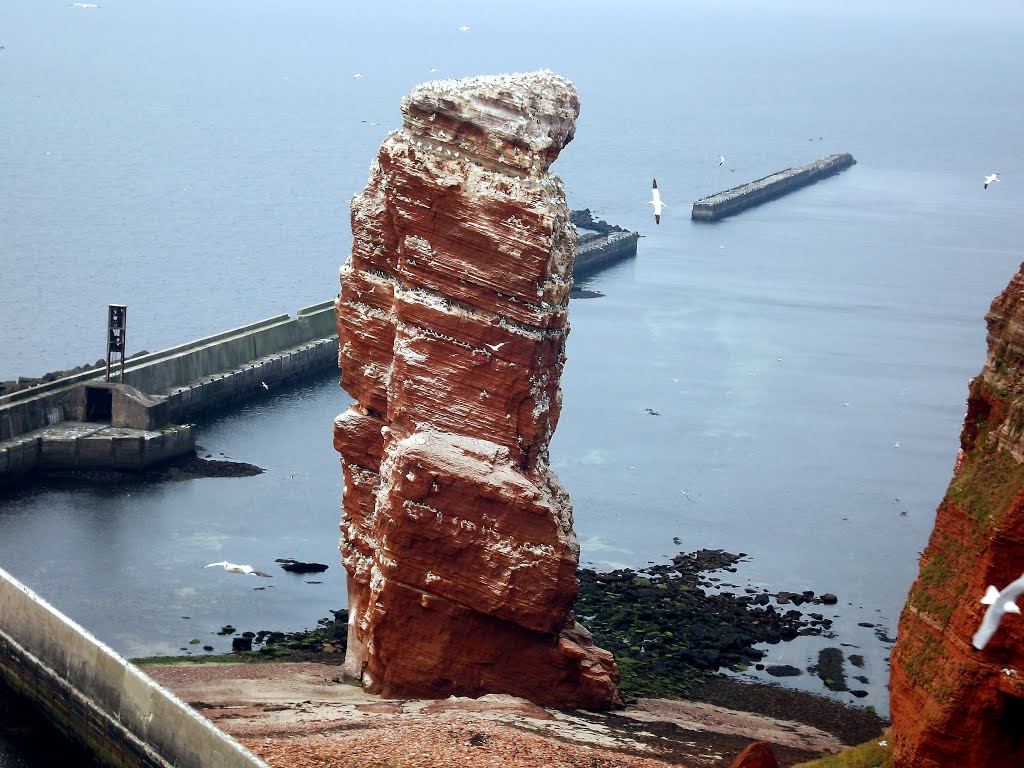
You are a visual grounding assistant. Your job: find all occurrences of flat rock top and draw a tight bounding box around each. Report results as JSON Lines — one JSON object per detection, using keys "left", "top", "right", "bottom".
{"left": 142, "top": 661, "right": 853, "bottom": 767}
{"left": 402, "top": 70, "right": 580, "bottom": 173}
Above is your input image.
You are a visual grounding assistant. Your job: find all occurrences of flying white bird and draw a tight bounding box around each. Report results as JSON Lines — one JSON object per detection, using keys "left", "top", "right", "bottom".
{"left": 429, "top": 67, "right": 439, "bottom": 73}
{"left": 353, "top": 73, "right": 364, "bottom": 79}
{"left": 972, "top": 573, "right": 1024, "bottom": 650}
{"left": 648, "top": 178, "right": 665, "bottom": 225}
{"left": 719, "top": 154, "right": 725, "bottom": 167}
{"left": 484, "top": 341, "right": 507, "bottom": 352}
{"left": 261, "top": 381, "right": 269, "bottom": 391}
{"left": 68, "top": 2, "right": 100, "bottom": 6}
{"left": 458, "top": 25, "right": 470, "bottom": 32}
{"left": 984, "top": 173, "right": 999, "bottom": 190}
{"left": 204, "top": 561, "right": 273, "bottom": 577}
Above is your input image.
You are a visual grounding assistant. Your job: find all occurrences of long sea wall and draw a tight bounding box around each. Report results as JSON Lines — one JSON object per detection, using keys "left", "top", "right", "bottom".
{"left": 0, "top": 565, "right": 269, "bottom": 768}
{"left": 0, "top": 300, "right": 338, "bottom": 443}
{"left": 0, "top": 301, "right": 339, "bottom": 484}
{"left": 574, "top": 231, "right": 640, "bottom": 277}
{"left": 691, "top": 153, "right": 856, "bottom": 221}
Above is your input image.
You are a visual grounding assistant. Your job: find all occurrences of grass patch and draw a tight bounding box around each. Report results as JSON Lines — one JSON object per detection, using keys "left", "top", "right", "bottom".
{"left": 792, "top": 730, "right": 891, "bottom": 768}
{"left": 133, "top": 654, "right": 251, "bottom": 666}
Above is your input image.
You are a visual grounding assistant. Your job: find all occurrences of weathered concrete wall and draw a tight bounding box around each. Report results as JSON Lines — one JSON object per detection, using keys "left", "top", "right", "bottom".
{"left": 0, "top": 301, "right": 337, "bottom": 442}
{"left": 0, "top": 566, "right": 269, "bottom": 768}
{"left": 119, "top": 301, "right": 335, "bottom": 397}
{"left": 573, "top": 231, "right": 640, "bottom": 278}
{"left": 161, "top": 338, "right": 336, "bottom": 425}
{"left": 691, "top": 153, "right": 856, "bottom": 221}
{"left": 0, "top": 424, "right": 193, "bottom": 481}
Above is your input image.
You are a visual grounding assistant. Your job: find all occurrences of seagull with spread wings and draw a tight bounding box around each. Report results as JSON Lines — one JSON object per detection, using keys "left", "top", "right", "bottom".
{"left": 205, "top": 561, "right": 273, "bottom": 578}
{"left": 648, "top": 179, "right": 665, "bottom": 225}
{"left": 972, "top": 572, "right": 1024, "bottom": 650}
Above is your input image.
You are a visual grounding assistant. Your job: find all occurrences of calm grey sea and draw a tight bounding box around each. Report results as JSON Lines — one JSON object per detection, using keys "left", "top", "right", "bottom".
{"left": 3, "top": 3, "right": 1024, "bottom": 744}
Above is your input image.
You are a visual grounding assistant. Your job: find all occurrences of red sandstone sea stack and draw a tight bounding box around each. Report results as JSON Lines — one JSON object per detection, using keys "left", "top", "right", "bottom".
{"left": 332, "top": 71, "right": 621, "bottom": 709}
{"left": 889, "top": 263, "right": 1024, "bottom": 766}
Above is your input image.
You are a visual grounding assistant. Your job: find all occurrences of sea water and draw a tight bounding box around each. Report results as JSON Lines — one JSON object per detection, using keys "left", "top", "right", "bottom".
{"left": 2, "top": 1, "right": 1024, "bottom": 729}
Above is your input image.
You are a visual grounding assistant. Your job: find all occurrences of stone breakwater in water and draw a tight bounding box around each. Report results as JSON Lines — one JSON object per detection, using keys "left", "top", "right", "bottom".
{"left": 691, "top": 153, "right": 856, "bottom": 221}
{"left": 332, "top": 71, "right": 620, "bottom": 709}
{"left": 888, "top": 262, "right": 1024, "bottom": 766}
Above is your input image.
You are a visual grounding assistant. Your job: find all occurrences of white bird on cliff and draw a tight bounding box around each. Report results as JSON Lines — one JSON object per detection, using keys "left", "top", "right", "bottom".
{"left": 648, "top": 179, "right": 665, "bottom": 225}
{"left": 204, "top": 561, "right": 273, "bottom": 578}
{"left": 972, "top": 572, "right": 1024, "bottom": 650}
{"left": 984, "top": 173, "right": 999, "bottom": 190}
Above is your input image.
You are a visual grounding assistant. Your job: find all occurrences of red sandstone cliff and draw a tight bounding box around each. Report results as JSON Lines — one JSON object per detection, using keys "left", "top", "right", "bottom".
{"left": 332, "top": 71, "right": 620, "bottom": 709}
{"left": 889, "top": 264, "right": 1024, "bottom": 766}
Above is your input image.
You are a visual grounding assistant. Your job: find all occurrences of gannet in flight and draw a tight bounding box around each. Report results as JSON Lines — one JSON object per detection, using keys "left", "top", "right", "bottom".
{"left": 261, "top": 381, "right": 269, "bottom": 391}
{"left": 484, "top": 342, "right": 507, "bottom": 352}
{"left": 648, "top": 179, "right": 665, "bottom": 225}
{"left": 972, "top": 572, "right": 1024, "bottom": 650}
{"left": 353, "top": 73, "right": 364, "bottom": 79}
{"left": 984, "top": 173, "right": 999, "bottom": 190}
{"left": 204, "top": 561, "right": 273, "bottom": 577}
{"left": 719, "top": 154, "right": 725, "bottom": 167}
{"left": 458, "top": 25, "right": 470, "bottom": 32}
{"left": 68, "top": 2, "right": 100, "bottom": 7}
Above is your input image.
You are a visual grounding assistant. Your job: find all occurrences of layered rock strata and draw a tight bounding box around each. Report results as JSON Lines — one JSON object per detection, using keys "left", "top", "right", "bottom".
{"left": 332, "top": 71, "right": 620, "bottom": 709}
{"left": 889, "top": 263, "right": 1024, "bottom": 766}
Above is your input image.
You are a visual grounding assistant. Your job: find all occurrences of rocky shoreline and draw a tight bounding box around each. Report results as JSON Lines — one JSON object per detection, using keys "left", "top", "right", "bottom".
{"left": 136, "top": 546, "right": 887, "bottom": 756}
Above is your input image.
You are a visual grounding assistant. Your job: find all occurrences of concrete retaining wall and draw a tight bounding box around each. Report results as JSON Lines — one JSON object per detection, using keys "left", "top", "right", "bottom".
{"left": 0, "top": 423, "right": 194, "bottom": 476}
{"left": 0, "top": 566, "right": 269, "bottom": 768}
{"left": 573, "top": 231, "right": 640, "bottom": 277}
{"left": 162, "top": 338, "right": 338, "bottom": 424}
{"left": 0, "top": 301, "right": 337, "bottom": 442}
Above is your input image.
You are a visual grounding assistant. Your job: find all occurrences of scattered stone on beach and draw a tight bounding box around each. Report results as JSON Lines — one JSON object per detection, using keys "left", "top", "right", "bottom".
{"left": 809, "top": 647, "right": 848, "bottom": 692}
{"left": 166, "top": 455, "right": 264, "bottom": 479}
{"left": 765, "top": 665, "right": 802, "bottom": 678}
{"left": 576, "top": 549, "right": 838, "bottom": 700}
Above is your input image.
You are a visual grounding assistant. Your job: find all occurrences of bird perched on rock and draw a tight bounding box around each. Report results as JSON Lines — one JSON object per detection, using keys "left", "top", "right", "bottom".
{"left": 204, "top": 561, "right": 272, "bottom": 577}
{"left": 972, "top": 572, "right": 1024, "bottom": 649}
{"left": 984, "top": 173, "right": 999, "bottom": 190}
{"left": 648, "top": 179, "right": 665, "bottom": 225}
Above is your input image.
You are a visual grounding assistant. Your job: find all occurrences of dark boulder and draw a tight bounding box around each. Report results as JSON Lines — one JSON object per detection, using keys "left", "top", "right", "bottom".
{"left": 276, "top": 558, "right": 330, "bottom": 574}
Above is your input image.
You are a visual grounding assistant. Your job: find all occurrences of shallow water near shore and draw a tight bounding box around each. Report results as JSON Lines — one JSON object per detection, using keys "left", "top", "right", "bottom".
{"left": 3, "top": 0, "right": 1024, "bottom": 728}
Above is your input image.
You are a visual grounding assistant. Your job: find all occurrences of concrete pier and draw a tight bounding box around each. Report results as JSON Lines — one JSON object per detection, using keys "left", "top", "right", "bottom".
{"left": 0, "top": 566, "right": 269, "bottom": 768}
{"left": 0, "top": 300, "right": 339, "bottom": 485}
{"left": 691, "top": 153, "right": 857, "bottom": 221}
{"left": 574, "top": 231, "right": 640, "bottom": 277}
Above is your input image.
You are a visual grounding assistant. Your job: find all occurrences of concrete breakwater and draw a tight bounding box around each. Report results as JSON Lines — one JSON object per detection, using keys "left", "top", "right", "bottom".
{"left": 575, "top": 231, "right": 640, "bottom": 277}
{"left": 691, "top": 153, "right": 857, "bottom": 221}
{"left": 0, "top": 300, "right": 339, "bottom": 484}
{"left": 0, "top": 565, "right": 269, "bottom": 768}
